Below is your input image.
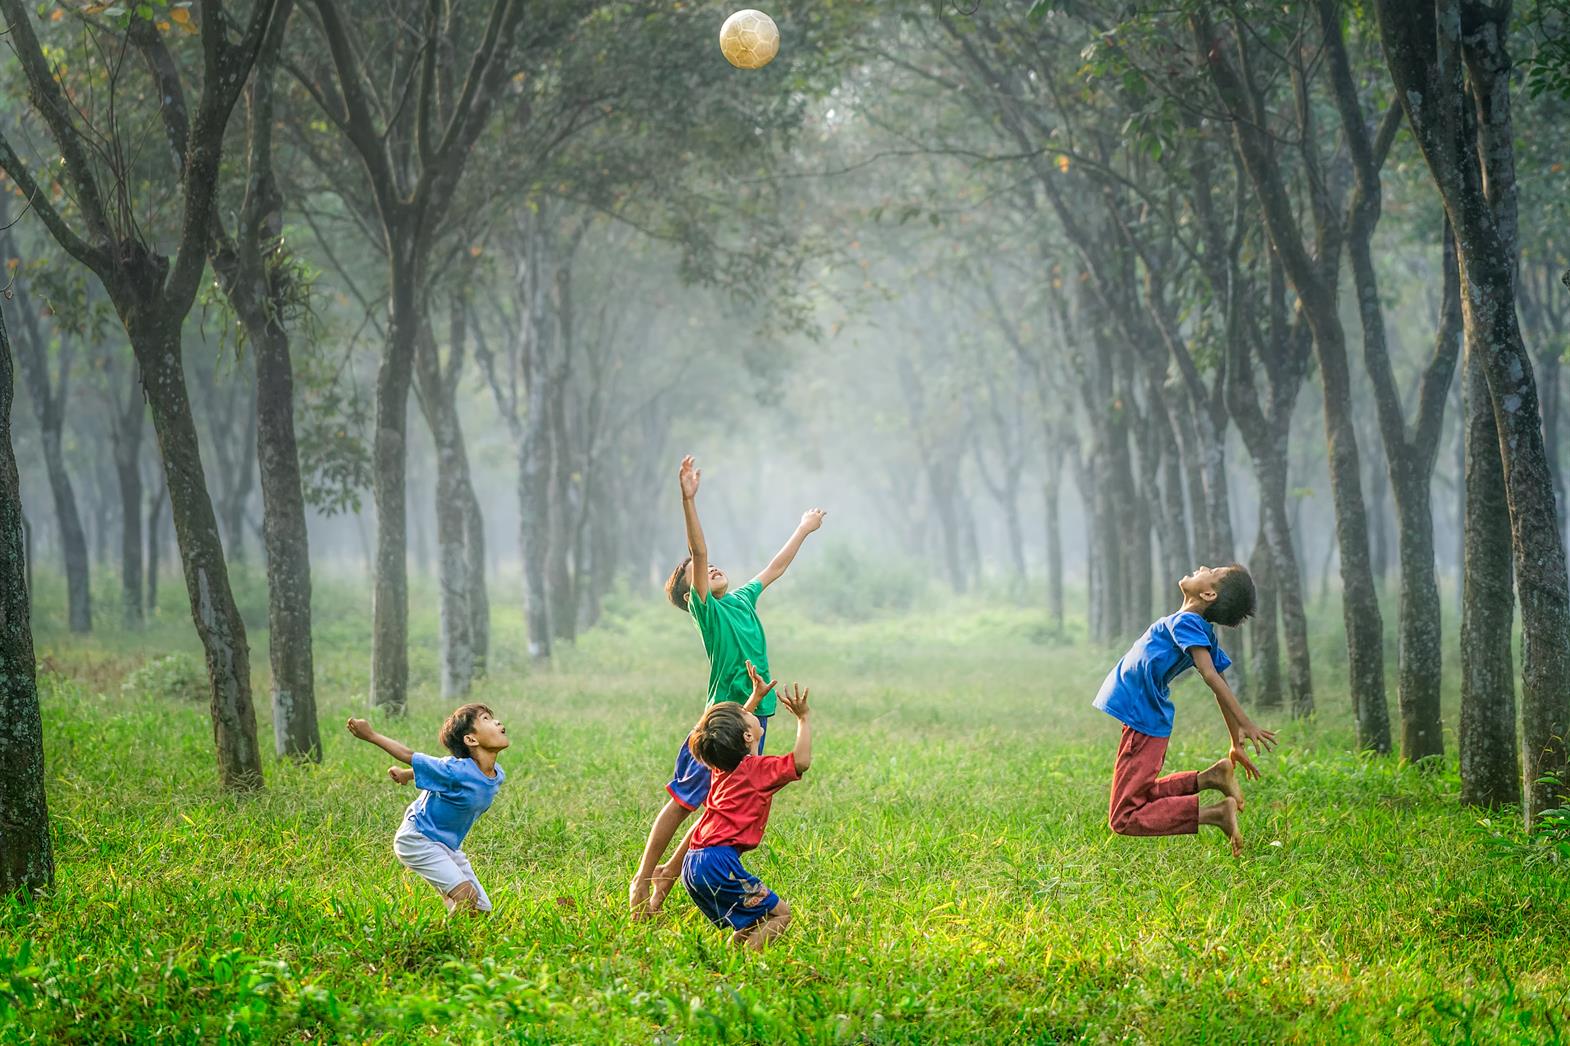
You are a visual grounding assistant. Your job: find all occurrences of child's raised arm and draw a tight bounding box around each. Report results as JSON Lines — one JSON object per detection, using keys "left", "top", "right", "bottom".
{"left": 346, "top": 717, "right": 415, "bottom": 765}
{"left": 754, "top": 509, "right": 826, "bottom": 590}
{"left": 1190, "top": 648, "right": 1276, "bottom": 780}
{"left": 679, "top": 456, "right": 711, "bottom": 603}
{"left": 777, "top": 683, "right": 813, "bottom": 772}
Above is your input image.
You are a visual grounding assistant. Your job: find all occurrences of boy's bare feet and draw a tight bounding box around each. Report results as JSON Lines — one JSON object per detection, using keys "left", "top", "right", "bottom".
{"left": 1200, "top": 757, "right": 1244, "bottom": 811}
{"left": 628, "top": 876, "right": 652, "bottom": 919}
{"left": 1199, "top": 797, "right": 1243, "bottom": 857}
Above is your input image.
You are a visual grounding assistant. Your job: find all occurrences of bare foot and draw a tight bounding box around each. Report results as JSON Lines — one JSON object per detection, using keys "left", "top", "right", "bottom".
{"left": 1216, "top": 797, "right": 1243, "bottom": 857}
{"left": 648, "top": 869, "right": 678, "bottom": 913}
{"left": 1205, "top": 757, "right": 1244, "bottom": 812}
{"left": 628, "top": 876, "right": 652, "bottom": 920}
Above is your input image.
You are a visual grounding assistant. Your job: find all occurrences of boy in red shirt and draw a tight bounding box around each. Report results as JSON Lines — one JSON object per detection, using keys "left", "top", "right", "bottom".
{"left": 670, "top": 662, "right": 810, "bottom": 950}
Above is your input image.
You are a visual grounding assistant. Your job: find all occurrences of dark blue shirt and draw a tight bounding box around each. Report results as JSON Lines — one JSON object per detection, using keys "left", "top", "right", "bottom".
{"left": 403, "top": 752, "right": 505, "bottom": 850}
{"left": 1093, "top": 611, "right": 1232, "bottom": 738}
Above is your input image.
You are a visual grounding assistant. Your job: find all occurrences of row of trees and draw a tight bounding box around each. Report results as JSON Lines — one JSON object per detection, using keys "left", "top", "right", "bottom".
{"left": 5, "top": 0, "right": 1570, "bottom": 904}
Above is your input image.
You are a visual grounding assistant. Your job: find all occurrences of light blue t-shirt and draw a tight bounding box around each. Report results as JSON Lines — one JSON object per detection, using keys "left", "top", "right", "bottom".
{"left": 402, "top": 752, "right": 505, "bottom": 851}
{"left": 1093, "top": 611, "right": 1232, "bottom": 738}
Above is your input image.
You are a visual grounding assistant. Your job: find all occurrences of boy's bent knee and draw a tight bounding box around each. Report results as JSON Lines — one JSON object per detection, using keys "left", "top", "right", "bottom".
{"left": 1109, "top": 808, "right": 1136, "bottom": 835}
{"left": 768, "top": 898, "right": 791, "bottom": 923}
{"left": 447, "top": 881, "right": 481, "bottom": 909}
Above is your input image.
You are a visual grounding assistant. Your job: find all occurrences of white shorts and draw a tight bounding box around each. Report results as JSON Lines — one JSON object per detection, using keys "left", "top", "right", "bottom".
{"left": 393, "top": 826, "right": 493, "bottom": 912}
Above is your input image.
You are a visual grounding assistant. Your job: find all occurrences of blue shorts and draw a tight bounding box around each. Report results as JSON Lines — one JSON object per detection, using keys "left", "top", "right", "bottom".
{"left": 667, "top": 714, "right": 769, "bottom": 811}
{"left": 681, "top": 845, "right": 780, "bottom": 931}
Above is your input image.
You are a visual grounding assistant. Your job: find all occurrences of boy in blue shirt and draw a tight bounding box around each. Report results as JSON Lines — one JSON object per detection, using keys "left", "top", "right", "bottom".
{"left": 1095, "top": 565, "right": 1276, "bottom": 856}
{"left": 347, "top": 704, "right": 509, "bottom": 913}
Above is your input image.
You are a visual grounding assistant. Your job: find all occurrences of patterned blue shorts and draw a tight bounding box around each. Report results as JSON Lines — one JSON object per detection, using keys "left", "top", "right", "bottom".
{"left": 681, "top": 845, "right": 780, "bottom": 931}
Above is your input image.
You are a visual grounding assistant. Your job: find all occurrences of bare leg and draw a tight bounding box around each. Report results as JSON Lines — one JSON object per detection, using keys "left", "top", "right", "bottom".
{"left": 446, "top": 880, "right": 482, "bottom": 916}
{"left": 731, "top": 899, "right": 792, "bottom": 951}
{"left": 1197, "top": 757, "right": 1244, "bottom": 811}
{"left": 629, "top": 797, "right": 693, "bottom": 918}
{"left": 1199, "top": 797, "right": 1243, "bottom": 857}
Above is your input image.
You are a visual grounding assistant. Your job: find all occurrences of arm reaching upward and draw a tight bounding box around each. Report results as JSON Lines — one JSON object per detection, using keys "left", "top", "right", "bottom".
{"left": 679, "top": 456, "right": 710, "bottom": 603}
{"left": 743, "top": 660, "right": 779, "bottom": 717}
{"left": 346, "top": 717, "right": 415, "bottom": 765}
{"left": 755, "top": 509, "right": 826, "bottom": 590}
{"left": 777, "top": 683, "right": 813, "bottom": 772}
{"left": 1190, "top": 647, "right": 1276, "bottom": 780}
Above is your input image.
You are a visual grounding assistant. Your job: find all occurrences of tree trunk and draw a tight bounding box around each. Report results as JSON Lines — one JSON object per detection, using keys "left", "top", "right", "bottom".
{"left": 0, "top": 303, "right": 54, "bottom": 898}
{"left": 464, "top": 484, "right": 489, "bottom": 679}
{"left": 146, "top": 479, "right": 166, "bottom": 616}
{"left": 1459, "top": 337, "right": 1519, "bottom": 808}
{"left": 112, "top": 385, "right": 145, "bottom": 629}
{"left": 547, "top": 370, "right": 577, "bottom": 643}
{"left": 11, "top": 309, "right": 91, "bottom": 634}
{"left": 255, "top": 327, "right": 319, "bottom": 761}
{"left": 371, "top": 252, "right": 419, "bottom": 713}
{"left": 135, "top": 325, "right": 263, "bottom": 790}
{"left": 1043, "top": 435, "right": 1064, "bottom": 631}
{"left": 1249, "top": 514, "right": 1282, "bottom": 711}
{"left": 413, "top": 324, "right": 476, "bottom": 699}
{"left": 1259, "top": 445, "right": 1314, "bottom": 716}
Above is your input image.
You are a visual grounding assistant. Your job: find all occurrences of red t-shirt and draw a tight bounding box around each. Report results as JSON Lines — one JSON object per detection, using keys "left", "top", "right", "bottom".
{"left": 690, "top": 753, "right": 802, "bottom": 852}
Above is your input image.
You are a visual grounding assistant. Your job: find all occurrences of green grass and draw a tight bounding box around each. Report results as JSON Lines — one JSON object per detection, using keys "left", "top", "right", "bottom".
{"left": 3, "top": 568, "right": 1568, "bottom": 1043}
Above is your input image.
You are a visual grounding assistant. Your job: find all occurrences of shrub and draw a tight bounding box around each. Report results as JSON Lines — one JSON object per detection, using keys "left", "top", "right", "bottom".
{"left": 120, "top": 653, "right": 208, "bottom": 703}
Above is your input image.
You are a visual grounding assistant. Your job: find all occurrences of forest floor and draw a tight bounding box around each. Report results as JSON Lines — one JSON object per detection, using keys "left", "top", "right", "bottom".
{"left": 3, "top": 569, "right": 1568, "bottom": 1043}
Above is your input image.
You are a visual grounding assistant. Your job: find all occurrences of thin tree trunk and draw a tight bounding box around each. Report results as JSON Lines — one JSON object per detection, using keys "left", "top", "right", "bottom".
{"left": 1043, "top": 435, "right": 1064, "bottom": 631}
{"left": 112, "top": 383, "right": 145, "bottom": 629}
{"left": 371, "top": 255, "right": 418, "bottom": 713}
{"left": 146, "top": 479, "right": 166, "bottom": 616}
{"left": 0, "top": 305, "right": 53, "bottom": 897}
{"left": 10, "top": 299, "right": 91, "bottom": 633}
{"left": 1459, "top": 336, "right": 1519, "bottom": 807}
{"left": 135, "top": 325, "right": 263, "bottom": 790}
{"left": 548, "top": 369, "right": 577, "bottom": 643}
{"left": 1249, "top": 513, "right": 1282, "bottom": 711}
{"left": 464, "top": 483, "right": 489, "bottom": 679}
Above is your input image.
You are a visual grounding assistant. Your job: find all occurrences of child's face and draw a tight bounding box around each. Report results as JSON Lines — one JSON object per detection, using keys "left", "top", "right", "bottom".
{"left": 466, "top": 711, "right": 510, "bottom": 754}
{"left": 1178, "top": 566, "right": 1221, "bottom": 603}
{"left": 690, "top": 561, "right": 730, "bottom": 597}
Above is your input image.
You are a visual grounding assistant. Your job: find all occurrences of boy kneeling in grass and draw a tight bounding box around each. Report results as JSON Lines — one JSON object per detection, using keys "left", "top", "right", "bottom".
{"left": 1094, "top": 565, "right": 1276, "bottom": 856}
{"left": 666, "top": 663, "right": 810, "bottom": 950}
{"left": 347, "top": 704, "right": 509, "bottom": 913}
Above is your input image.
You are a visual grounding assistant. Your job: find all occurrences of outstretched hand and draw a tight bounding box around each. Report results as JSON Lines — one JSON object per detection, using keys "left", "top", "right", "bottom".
{"left": 346, "top": 717, "right": 375, "bottom": 741}
{"left": 777, "top": 683, "right": 811, "bottom": 720}
{"left": 799, "top": 508, "right": 826, "bottom": 533}
{"left": 1239, "top": 721, "right": 1277, "bottom": 756}
{"left": 679, "top": 455, "right": 701, "bottom": 500}
{"left": 743, "top": 660, "right": 778, "bottom": 713}
{"left": 1229, "top": 744, "right": 1262, "bottom": 781}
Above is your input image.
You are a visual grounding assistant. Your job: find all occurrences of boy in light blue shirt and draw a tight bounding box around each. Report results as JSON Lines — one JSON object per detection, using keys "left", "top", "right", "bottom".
{"left": 348, "top": 704, "right": 509, "bottom": 913}
{"left": 1094, "top": 565, "right": 1275, "bottom": 856}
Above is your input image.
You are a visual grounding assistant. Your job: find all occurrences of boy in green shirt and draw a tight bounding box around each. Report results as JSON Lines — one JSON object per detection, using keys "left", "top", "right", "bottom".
{"left": 628, "top": 455, "right": 825, "bottom": 917}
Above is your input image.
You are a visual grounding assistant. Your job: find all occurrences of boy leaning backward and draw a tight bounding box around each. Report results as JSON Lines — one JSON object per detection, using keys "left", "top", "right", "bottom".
{"left": 628, "top": 454, "right": 825, "bottom": 917}
{"left": 1094, "top": 565, "right": 1276, "bottom": 856}
{"left": 347, "top": 705, "right": 509, "bottom": 913}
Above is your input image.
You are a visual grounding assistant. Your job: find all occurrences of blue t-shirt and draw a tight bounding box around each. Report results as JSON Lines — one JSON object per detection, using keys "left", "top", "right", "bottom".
{"left": 402, "top": 753, "right": 505, "bottom": 851}
{"left": 1093, "top": 611, "right": 1233, "bottom": 738}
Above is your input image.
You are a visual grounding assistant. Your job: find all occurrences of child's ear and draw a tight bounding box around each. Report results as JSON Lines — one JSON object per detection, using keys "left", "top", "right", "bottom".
{"left": 464, "top": 731, "right": 479, "bottom": 752}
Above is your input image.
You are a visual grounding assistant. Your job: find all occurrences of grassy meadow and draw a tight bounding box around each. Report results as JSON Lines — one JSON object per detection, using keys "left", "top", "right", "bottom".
{"left": 2, "top": 563, "right": 1568, "bottom": 1043}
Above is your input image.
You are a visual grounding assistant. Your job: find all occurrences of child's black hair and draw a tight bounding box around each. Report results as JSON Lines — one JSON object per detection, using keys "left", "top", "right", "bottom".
{"left": 665, "top": 556, "right": 693, "bottom": 611}
{"left": 439, "top": 703, "right": 494, "bottom": 759}
{"left": 689, "top": 703, "right": 752, "bottom": 772}
{"left": 1204, "top": 565, "right": 1257, "bottom": 628}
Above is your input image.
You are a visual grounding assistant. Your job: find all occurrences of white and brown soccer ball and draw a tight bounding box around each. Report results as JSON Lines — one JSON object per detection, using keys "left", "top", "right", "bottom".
{"left": 719, "top": 9, "right": 779, "bottom": 70}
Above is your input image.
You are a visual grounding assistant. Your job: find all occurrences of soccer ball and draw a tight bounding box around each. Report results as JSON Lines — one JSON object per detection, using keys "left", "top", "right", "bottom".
{"left": 719, "top": 9, "right": 779, "bottom": 70}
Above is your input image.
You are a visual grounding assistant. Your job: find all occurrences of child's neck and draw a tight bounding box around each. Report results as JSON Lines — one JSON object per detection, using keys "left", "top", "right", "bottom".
{"left": 472, "top": 749, "right": 499, "bottom": 777}
{"left": 1178, "top": 596, "right": 1210, "bottom": 617}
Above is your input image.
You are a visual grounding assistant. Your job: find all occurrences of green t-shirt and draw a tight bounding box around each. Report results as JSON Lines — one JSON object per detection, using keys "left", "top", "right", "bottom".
{"left": 688, "top": 578, "right": 773, "bottom": 716}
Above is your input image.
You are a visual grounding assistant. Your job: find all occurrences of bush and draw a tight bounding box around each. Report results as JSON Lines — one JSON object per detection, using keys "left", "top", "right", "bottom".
{"left": 120, "top": 654, "right": 208, "bottom": 703}
{"left": 773, "top": 543, "right": 931, "bottom": 621}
